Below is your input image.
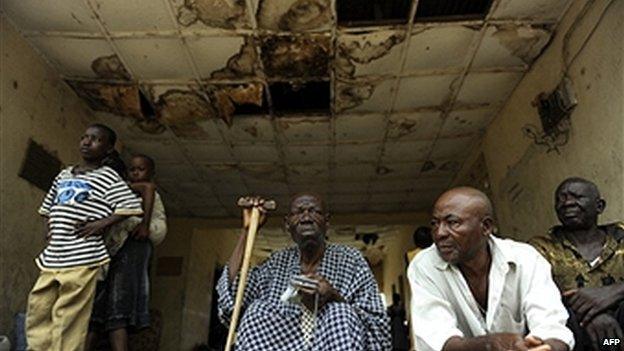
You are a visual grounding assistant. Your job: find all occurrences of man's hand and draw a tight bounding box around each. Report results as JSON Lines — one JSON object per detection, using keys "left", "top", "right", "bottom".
{"left": 75, "top": 218, "right": 111, "bottom": 238}
{"left": 584, "top": 313, "right": 624, "bottom": 351}
{"left": 296, "top": 274, "right": 344, "bottom": 311}
{"left": 563, "top": 285, "right": 624, "bottom": 325}
{"left": 131, "top": 221, "right": 150, "bottom": 240}
{"left": 444, "top": 333, "right": 552, "bottom": 351}
{"left": 241, "top": 197, "right": 268, "bottom": 231}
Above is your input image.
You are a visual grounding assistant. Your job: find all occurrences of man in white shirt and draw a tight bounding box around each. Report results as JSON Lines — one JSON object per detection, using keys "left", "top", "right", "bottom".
{"left": 408, "top": 187, "right": 574, "bottom": 351}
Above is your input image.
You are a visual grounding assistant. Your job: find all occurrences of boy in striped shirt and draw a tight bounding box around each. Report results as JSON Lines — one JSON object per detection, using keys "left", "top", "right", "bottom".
{"left": 26, "top": 124, "right": 143, "bottom": 351}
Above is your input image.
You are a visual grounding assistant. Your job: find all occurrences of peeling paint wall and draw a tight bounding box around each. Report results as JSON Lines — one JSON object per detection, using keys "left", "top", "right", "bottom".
{"left": 0, "top": 18, "right": 95, "bottom": 341}
{"left": 454, "top": 0, "right": 623, "bottom": 241}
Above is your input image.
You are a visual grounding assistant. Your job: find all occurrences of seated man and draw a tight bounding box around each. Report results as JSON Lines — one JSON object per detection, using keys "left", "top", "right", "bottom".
{"left": 217, "top": 194, "right": 391, "bottom": 351}
{"left": 530, "top": 177, "right": 624, "bottom": 350}
{"left": 408, "top": 187, "right": 573, "bottom": 351}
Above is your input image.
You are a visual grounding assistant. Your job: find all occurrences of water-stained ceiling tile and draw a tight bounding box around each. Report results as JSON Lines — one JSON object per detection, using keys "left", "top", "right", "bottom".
{"left": 382, "top": 140, "right": 432, "bottom": 163}
{"left": 93, "top": 0, "right": 176, "bottom": 31}
{"left": 331, "top": 193, "right": 368, "bottom": 206}
{"left": 208, "top": 37, "right": 259, "bottom": 80}
{"left": 232, "top": 144, "right": 280, "bottom": 162}
{"left": 387, "top": 111, "right": 442, "bottom": 140}
{"left": 187, "top": 36, "right": 251, "bottom": 78}
{"left": 334, "top": 79, "right": 394, "bottom": 113}
{"left": 419, "top": 159, "right": 461, "bottom": 177}
{"left": 335, "top": 114, "right": 386, "bottom": 142}
{"left": 335, "top": 143, "right": 381, "bottom": 163}
{"left": 440, "top": 108, "right": 497, "bottom": 137}
{"left": 2, "top": 1, "right": 100, "bottom": 32}
{"left": 224, "top": 116, "right": 275, "bottom": 142}
{"left": 430, "top": 135, "right": 475, "bottom": 159}
{"left": 114, "top": 38, "right": 195, "bottom": 79}
{"left": 208, "top": 83, "right": 266, "bottom": 125}
{"left": 456, "top": 71, "right": 523, "bottom": 106}
{"left": 182, "top": 141, "right": 232, "bottom": 162}
{"left": 491, "top": 0, "right": 572, "bottom": 21}
{"left": 369, "top": 179, "right": 416, "bottom": 192}
{"left": 27, "top": 37, "right": 118, "bottom": 78}
{"left": 260, "top": 35, "right": 331, "bottom": 78}
{"left": 336, "top": 30, "right": 405, "bottom": 78}
{"left": 284, "top": 145, "right": 330, "bottom": 163}
{"left": 172, "top": 119, "right": 224, "bottom": 140}
{"left": 329, "top": 181, "right": 369, "bottom": 194}
{"left": 472, "top": 25, "right": 551, "bottom": 68}
{"left": 151, "top": 85, "right": 217, "bottom": 137}
{"left": 257, "top": 0, "right": 333, "bottom": 32}
{"left": 67, "top": 81, "right": 142, "bottom": 118}
{"left": 277, "top": 117, "right": 331, "bottom": 143}
{"left": 405, "top": 26, "right": 478, "bottom": 72}
{"left": 172, "top": 0, "right": 251, "bottom": 29}
{"left": 393, "top": 74, "right": 458, "bottom": 111}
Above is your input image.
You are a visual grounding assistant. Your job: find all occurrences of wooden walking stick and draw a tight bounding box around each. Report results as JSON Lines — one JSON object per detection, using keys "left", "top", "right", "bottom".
{"left": 225, "top": 197, "right": 276, "bottom": 351}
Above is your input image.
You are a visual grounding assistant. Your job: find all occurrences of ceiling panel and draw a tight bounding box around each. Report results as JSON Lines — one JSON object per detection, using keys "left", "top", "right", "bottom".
{"left": 93, "top": 0, "right": 176, "bottom": 32}
{"left": 114, "top": 37, "right": 195, "bottom": 79}
{"left": 472, "top": 25, "right": 551, "bottom": 69}
{"left": 2, "top": 1, "right": 101, "bottom": 32}
{"left": 387, "top": 111, "right": 442, "bottom": 140}
{"left": 394, "top": 74, "right": 457, "bottom": 111}
{"left": 405, "top": 26, "right": 478, "bottom": 72}
{"left": 3, "top": 0, "right": 569, "bottom": 217}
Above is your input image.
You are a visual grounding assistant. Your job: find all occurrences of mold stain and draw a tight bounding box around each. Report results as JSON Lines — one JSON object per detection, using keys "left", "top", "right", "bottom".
{"left": 67, "top": 81, "right": 142, "bottom": 118}
{"left": 336, "top": 32, "right": 404, "bottom": 78}
{"left": 177, "top": 0, "right": 248, "bottom": 29}
{"left": 257, "top": 0, "right": 332, "bottom": 31}
{"left": 211, "top": 38, "right": 257, "bottom": 79}
{"left": 335, "top": 83, "right": 375, "bottom": 112}
{"left": 211, "top": 83, "right": 264, "bottom": 125}
{"left": 243, "top": 125, "right": 259, "bottom": 137}
{"left": 389, "top": 118, "right": 418, "bottom": 138}
{"left": 91, "top": 54, "right": 131, "bottom": 80}
{"left": 492, "top": 25, "right": 551, "bottom": 64}
{"left": 261, "top": 35, "right": 330, "bottom": 78}
{"left": 156, "top": 89, "right": 216, "bottom": 126}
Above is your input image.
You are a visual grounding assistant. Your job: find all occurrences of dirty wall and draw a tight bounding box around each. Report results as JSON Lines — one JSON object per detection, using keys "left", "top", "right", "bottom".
{"left": 454, "top": 0, "right": 623, "bottom": 241}
{"left": 0, "top": 17, "right": 95, "bottom": 341}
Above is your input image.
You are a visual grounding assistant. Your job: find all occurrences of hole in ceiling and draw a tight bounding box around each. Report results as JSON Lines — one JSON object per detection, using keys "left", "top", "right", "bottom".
{"left": 414, "top": 0, "right": 492, "bottom": 22}
{"left": 139, "top": 89, "right": 155, "bottom": 118}
{"left": 232, "top": 89, "right": 269, "bottom": 116}
{"left": 270, "top": 81, "right": 330, "bottom": 115}
{"left": 337, "top": 0, "right": 411, "bottom": 27}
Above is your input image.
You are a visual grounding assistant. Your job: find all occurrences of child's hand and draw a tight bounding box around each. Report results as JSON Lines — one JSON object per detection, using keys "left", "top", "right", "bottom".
{"left": 132, "top": 222, "right": 150, "bottom": 240}
{"left": 75, "top": 219, "right": 109, "bottom": 237}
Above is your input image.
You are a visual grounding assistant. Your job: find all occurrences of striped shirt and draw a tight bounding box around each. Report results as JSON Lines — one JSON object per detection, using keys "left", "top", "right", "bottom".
{"left": 37, "top": 166, "right": 143, "bottom": 269}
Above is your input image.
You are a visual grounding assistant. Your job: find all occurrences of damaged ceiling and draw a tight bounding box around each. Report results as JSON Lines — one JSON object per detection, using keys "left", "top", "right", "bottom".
{"left": 2, "top": 0, "right": 573, "bottom": 218}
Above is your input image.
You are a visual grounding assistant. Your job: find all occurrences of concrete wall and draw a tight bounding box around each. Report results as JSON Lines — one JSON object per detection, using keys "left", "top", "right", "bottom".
{"left": 454, "top": 0, "right": 623, "bottom": 241}
{"left": 0, "top": 17, "right": 94, "bottom": 341}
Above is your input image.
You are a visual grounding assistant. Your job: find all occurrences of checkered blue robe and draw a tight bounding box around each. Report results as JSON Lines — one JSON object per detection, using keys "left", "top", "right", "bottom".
{"left": 217, "top": 243, "right": 391, "bottom": 351}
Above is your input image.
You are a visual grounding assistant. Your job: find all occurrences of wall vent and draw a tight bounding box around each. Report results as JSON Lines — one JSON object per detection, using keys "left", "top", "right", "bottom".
{"left": 19, "top": 139, "right": 62, "bottom": 192}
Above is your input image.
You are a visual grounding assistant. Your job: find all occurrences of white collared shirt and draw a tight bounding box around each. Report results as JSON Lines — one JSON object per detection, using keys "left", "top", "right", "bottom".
{"left": 407, "top": 235, "right": 574, "bottom": 351}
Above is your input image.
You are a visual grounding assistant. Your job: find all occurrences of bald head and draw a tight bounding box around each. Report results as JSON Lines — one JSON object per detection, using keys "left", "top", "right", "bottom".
{"left": 436, "top": 187, "right": 494, "bottom": 219}
{"left": 289, "top": 192, "right": 326, "bottom": 213}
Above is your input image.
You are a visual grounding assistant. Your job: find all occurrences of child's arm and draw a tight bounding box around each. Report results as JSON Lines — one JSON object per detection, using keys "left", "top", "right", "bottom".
{"left": 130, "top": 182, "right": 156, "bottom": 240}
{"left": 75, "top": 214, "right": 130, "bottom": 238}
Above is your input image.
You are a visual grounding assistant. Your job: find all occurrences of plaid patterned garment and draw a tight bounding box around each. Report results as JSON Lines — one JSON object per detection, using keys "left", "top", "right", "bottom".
{"left": 217, "top": 243, "right": 391, "bottom": 351}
